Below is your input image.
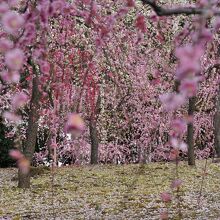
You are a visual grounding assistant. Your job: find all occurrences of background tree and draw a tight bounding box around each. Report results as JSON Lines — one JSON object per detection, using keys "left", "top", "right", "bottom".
{"left": 1, "top": 0, "right": 220, "bottom": 189}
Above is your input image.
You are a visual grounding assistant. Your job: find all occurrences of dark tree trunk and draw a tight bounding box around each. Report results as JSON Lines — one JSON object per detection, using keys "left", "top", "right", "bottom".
{"left": 18, "top": 68, "right": 40, "bottom": 188}
{"left": 18, "top": 171, "right": 31, "bottom": 188}
{"left": 214, "top": 86, "right": 220, "bottom": 158}
{"left": 187, "top": 97, "right": 196, "bottom": 166}
{"left": 89, "top": 118, "right": 99, "bottom": 164}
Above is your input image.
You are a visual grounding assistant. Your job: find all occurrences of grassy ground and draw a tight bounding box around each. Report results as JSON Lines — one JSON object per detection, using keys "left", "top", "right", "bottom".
{"left": 0, "top": 160, "right": 220, "bottom": 219}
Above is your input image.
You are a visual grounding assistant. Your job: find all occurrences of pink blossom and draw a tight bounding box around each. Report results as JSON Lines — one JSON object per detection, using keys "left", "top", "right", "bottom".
{"left": 100, "top": 26, "right": 110, "bottom": 39}
{"left": 0, "top": 2, "right": 9, "bottom": 15}
{"left": 135, "top": 14, "right": 147, "bottom": 33}
{"left": 51, "top": 142, "right": 58, "bottom": 149}
{"left": 25, "top": 23, "right": 36, "bottom": 34}
{"left": 170, "top": 137, "right": 185, "bottom": 149}
{"left": 126, "top": 0, "right": 135, "bottom": 7}
{"left": 9, "top": 149, "right": 30, "bottom": 174}
{"left": 51, "top": 0, "right": 65, "bottom": 15}
{"left": 170, "top": 148, "right": 179, "bottom": 160}
{"left": 0, "top": 70, "right": 20, "bottom": 83}
{"left": 160, "top": 211, "right": 169, "bottom": 220}
{"left": 171, "top": 118, "right": 187, "bottom": 136}
{"left": 5, "top": 49, "right": 24, "bottom": 70}
{"left": 3, "top": 111, "right": 21, "bottom": 123}
{"left": 38, "top": 3, "right": 49, "bottom": 25}
{"left": 39, "top": 61, "right": 50, "bottom": 74}
{"left": 65, "top": 113, "right": 85, "bottom": 136}
{"left": 198, "top": 0, "right": 209, "bottom": 7}
{"left": 106, "top": 15, "right": 116, "bottom": 28}
{"left": 8, "top": 0, "right": 19, "bottom": 7}
{"left": 2, "top": 11, "right": 24, "bottom": 35}
{"left": 5, "top": 131, "right": 14, "bottom": 138}
{"left": 0, "top": 38, "right": 13, "bottom": 52}
{"left": 32, "top": 48, "right": 44, "bottom": 61}
{"left": 89, "top": 2, "right": 98, "bottom": 19}
{"left": 22, "top": 23, "right": 36, "bottom": 43}
{"left": 151, "top": 78, "right": 160, "bottom": 85}
{"left": 160, "top": 93, "right": 185, "bottom": 111}
{"left": 150, "top": 13, "right": 159, "bottom": 22}
{"left": 214, "top": 17, "right": 220, "bottom": 30}
{"left": 175, "top": 45, "right": 203, "bottom": 80}
{"left": 12, "top": 92, "right": 28, "bottom": 110}
{"left": 171, "top": 179, "right": 183, "bottom": 189}
{"left": 170, "top": 138, "right": 187, "bottom": 152}
{"left": 179, "top": 141, "right": 188, "bottom": 151}
{"left": 135, "top": 32, "right": 144, "bottom": 44}
{"left": 156, "top": 32, "right": 165, "bottom": 43}
{"left": 179, "top": 78, "right": 198, "bottom": 97}
{"left": 9, "top": 149, "right": 24, "bottom": 160}
{"left": 95, "top": 38, "right": 103, "bottom": 49}
{"left": 18, "top": 158, "right": 30, "bottom": 174}
{"left": 160, "top": 192, "right": 172, "bottom": 203}
{"left": 82, "top": 0, "right": 91, "bottom": 5}
{"left": 200, "top": 28, "right": 212, "bottom": 42}
{"left": 116, "top": 7, "right": 129, "bottom": 18}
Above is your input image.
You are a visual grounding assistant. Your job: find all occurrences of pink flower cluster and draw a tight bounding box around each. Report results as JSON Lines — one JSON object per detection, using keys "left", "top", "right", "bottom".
{"left": 159, "top": 93, "right": 185, "bottom": 111}
{"left": 65, "top": 113, "right": 85, "bottom": 137}
{"left": 0, "top": 3, "right": 27, "bottom": 125}
{"left": 2, "top": 11, "right": 24, "bottom": 35}
{"left": 5, "top": 48, "right": 24, "bottom": 71}
{"left": 135, "top": 14, "right": 147, "bottom": 33}
{"left": 160, "top": 41, "right": 206, "bottom": 112}
{"left": 9, "top": 150, "right": 30, "bottom": 174}
{"left": 11, "top": 92, "right": 28, "bottom": 110}
{"left": 0, "top": 2, "right": 25, "bottom": 83}
{"left": 175, "top": 45, "right": 203, "bottom": 80}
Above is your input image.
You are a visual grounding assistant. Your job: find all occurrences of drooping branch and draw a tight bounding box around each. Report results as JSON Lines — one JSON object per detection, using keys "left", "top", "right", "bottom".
{"left": 141, "top": 0, "right": 220, "bottom": 16}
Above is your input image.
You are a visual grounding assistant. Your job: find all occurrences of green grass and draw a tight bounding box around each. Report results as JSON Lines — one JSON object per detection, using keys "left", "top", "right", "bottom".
{"left": 0, "top": 160, "right": 220, "bottom": 219}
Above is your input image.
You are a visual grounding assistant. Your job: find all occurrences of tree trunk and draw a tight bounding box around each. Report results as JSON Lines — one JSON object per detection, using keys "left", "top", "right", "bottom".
{"left": 18, "top": 70, "right": 40, "bottom": 188}
{"left": 187, "top": 97, "right": 196, "bottom": 166}
{"left": 214, "top": 86, "right": 220, "bottom": 158}
{"left": 89, "top": 118, "right": 99, "bottom": 164}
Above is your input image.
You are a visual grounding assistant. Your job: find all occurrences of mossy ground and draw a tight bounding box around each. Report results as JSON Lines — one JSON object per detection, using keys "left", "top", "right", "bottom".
{"left": 0, "top": 160, "right": 220, "bottom": 219}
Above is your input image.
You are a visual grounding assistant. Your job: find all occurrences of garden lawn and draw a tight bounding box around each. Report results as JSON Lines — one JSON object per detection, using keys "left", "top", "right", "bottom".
{"left": 0, "top": 160, "right": 220, "bottom": 219}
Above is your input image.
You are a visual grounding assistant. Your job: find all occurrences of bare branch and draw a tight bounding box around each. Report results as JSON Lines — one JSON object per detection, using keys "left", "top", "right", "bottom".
{"left": 141, "top": 0, "right": 220, "bottom": 16}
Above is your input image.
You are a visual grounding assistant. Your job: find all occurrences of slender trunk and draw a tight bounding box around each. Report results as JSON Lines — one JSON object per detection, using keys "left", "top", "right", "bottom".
{"left": 89, "top": 118, "right": 99, "bottom": 164}
{"left": 18, "top": 69, "right": 40, "bottom": 188}
{"left": 214, "top": 86, "right": 220, "bottom": 158}
{"left": 187, "top": 97, "right": 196, "bottom": 166}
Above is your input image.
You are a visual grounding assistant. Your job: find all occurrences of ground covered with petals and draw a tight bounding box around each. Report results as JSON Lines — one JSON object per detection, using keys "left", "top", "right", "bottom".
{"left": 0, "top": 161, "right": 220, "bottom": 219}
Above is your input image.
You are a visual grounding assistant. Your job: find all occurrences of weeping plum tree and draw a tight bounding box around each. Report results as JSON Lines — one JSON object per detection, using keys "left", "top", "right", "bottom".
{"left": 1, "top": 0, "right": 220, "bottom": 189}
